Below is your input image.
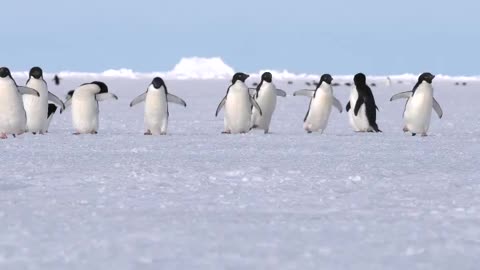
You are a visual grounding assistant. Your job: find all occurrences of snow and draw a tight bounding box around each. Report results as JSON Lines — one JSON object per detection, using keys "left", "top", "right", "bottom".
{"left": 1, "top": 75, "right": 480, "bottom": 269}
{"left": 10, "top": 57, "right": 480, "bottom": 82}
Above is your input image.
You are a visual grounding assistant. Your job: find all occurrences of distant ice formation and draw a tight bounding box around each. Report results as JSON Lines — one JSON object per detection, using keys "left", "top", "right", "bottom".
{"left": 10, "top": 57, "right": 480, "bottom": 82}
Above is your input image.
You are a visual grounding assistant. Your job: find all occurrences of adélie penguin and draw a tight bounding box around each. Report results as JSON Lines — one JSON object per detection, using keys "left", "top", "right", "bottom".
{"left": 390, "top": 72, "right": 443, "bottom": 136}
{"left": 250, "top": 72, "right": 286, "bottom": 134}
{"left": 23, "top": 67, "right": 65, "bottom": 134}
{"left": 293, "top": 74, "right": 342, "bottom": 134}
{"left": 0, "top": 67, "right": 40, "bottom": 139}
{"left": 129, "top": 77, "right": 187, "bottom": 135}
{"left": 215, "top": 72, "right": 263, "bottom": 134}
{"left": 346, "top": 73, "right": 381, "bottom": 132}
{"left": 64, "top": 81, "right": 118, "bottom": 134}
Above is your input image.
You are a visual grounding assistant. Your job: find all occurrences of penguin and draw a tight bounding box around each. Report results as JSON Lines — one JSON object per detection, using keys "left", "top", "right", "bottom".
{"left": 53, "top": 75, "right": 61, "bottom": 86}
{"left": 129, "top": 77, "right": 187, "bottom": 135}
{"left": 23, "top": 67, "right": 65, "bottom": 134}
{"left": 386, "top": 77, "right": 392, "bottom": 87}
{"left": 0, "top": 67, "right": 40, "bottom": 139}
{"left": 250, "top": 72, "right": 286, "bottom": 134}
{"left": 390, "top": 72, "right": 442, "bottom": 136}
{"left": 43, "top": 104, "right": 58, "bottom": 133}
{"left": 215, "top": 72, "right": 262, "bottom": 134}
{"left": 293, "top": 74, "right": 342, "bottom": 134}
{"left": 345, "top": 73, "right": 381, "bottom": 132}
{"left": 64, "top": 81, "right": 118, "bottom": 134}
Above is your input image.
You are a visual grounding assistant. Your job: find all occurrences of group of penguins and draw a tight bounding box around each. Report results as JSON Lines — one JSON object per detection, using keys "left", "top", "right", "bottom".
{"left": 0, "top": 66, "right": 443, "bottom": 139}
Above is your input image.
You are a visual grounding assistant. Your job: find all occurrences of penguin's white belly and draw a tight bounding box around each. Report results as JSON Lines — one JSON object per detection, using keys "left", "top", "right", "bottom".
{"left": 348, "top": 91, "right": 370, "bottom": 132}
{"left": 144, "top": 92, "right": 168, "bottom": 135}
{"left": 23, "top": 87, "right": 48, "bottom": 132}
{"left": 0, "top": 90, "right": 26, "bottom": 134}
{"left": 304, "top": 93, "right": 332, "bottom": 132}
{"left": 252, "top": 90, "right": 276, "bottom": 130}
{"left": 72, "top": 97, "right": 99, "bottom": 133}
{"left": 404, "top": 93, "right": 432, "bottom": 133}
{"left": 225, "top": 91, "right": 252, "bottom": 133}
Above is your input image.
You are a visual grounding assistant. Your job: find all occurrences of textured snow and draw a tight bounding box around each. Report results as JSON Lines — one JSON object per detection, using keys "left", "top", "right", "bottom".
{"left": 1, "top": 76, "right": 480, "bottom": 269}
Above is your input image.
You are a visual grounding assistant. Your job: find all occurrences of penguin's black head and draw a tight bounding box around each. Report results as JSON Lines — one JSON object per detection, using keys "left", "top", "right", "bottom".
{"left": 418, "top": 72, "right": 435, "bottom": 84}
{"left": 29, "top": 67, "right": 43, "bottom": 79}
{"left": 261, "top": 72, "right": 273, "bottom": 83}
{"left": 232, "top": 72, "right": 250, "bottom": 84}
{"left": 354, "top": 73, "right": 367, "bottom": 86}
{"left": 319, "top": 74, "right": 333, "bottom": 86}
{"left": 0, "top": 67, "right": 11, "bottom": 78}
{"left": 152, "top": 77, "right": 166, "bottom": 89}
{"left": 91, "top": 81, "right": 108, "bottom": 93}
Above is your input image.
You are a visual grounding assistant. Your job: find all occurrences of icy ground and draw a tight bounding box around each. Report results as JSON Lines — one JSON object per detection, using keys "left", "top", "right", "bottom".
{"left": 1, "top": 77, "right": 480, "bottom": 269}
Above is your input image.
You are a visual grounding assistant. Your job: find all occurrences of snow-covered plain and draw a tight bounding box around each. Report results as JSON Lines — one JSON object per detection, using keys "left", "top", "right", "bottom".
{"left": 2, "top": 62, "right": 480, "bottom": 269}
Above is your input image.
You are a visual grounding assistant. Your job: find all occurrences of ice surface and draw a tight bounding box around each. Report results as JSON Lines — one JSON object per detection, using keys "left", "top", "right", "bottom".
{"left": 10, "top": 57, "right": 480, "bottom": 82}
{"left": 1, "top": 76, "right": 480, "bottom": 269}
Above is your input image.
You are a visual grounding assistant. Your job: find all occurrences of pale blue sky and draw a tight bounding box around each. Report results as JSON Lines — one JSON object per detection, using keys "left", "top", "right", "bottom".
{"left": 1, "top": 0, "right": 478, "bottom": 75}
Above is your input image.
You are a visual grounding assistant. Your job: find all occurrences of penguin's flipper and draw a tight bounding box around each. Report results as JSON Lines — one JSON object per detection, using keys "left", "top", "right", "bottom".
{"left": 353, "top": 99, "right": 364, "bottom": 116}
{"left": 47, "top": 104, "right": 58, "bottom": 117}
{"left": 96, "top": 93, "right": 118, "bottom": 101}
{"left": 215, "top": 96, "right": 227, "bottom": 117}
{"left": 433, "top": 98, "right": 443, "bottom": 119}
{"left": 17, "top": 86, "right": 40, "bottom": 97}
{"left": 167, "top": 93, "right": 187, "bottom": 107}
{"left": 248, "top": 88, "right": 257, "bottom": 97}
{"left": 346, "top": 101, "right": 351, "bottom": 112}
{"left": 293, "top": 89, "right": 314, "bottom": 97}
{"left": 62, "top": 98, "right": 72, "bottom": 112}
{"left": 332, "top": 97, "right": 343, "bottom": 113}
{"left": 250, "top": 96, "right": 263, "bottom": 116}
{"left": 390, "top": 91, "right": 412, "bottom": 101}
{"left": 276, "top": 89, "right": 287, "bottom": 97}
{"left": 365, "top": 100, "right": 381, "bottom": 132}
{"left": 129, "top": 92, "right": 146, "bottom": 107}
{"left": 48, "top": 91, "right": 66, "bottom": 111}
